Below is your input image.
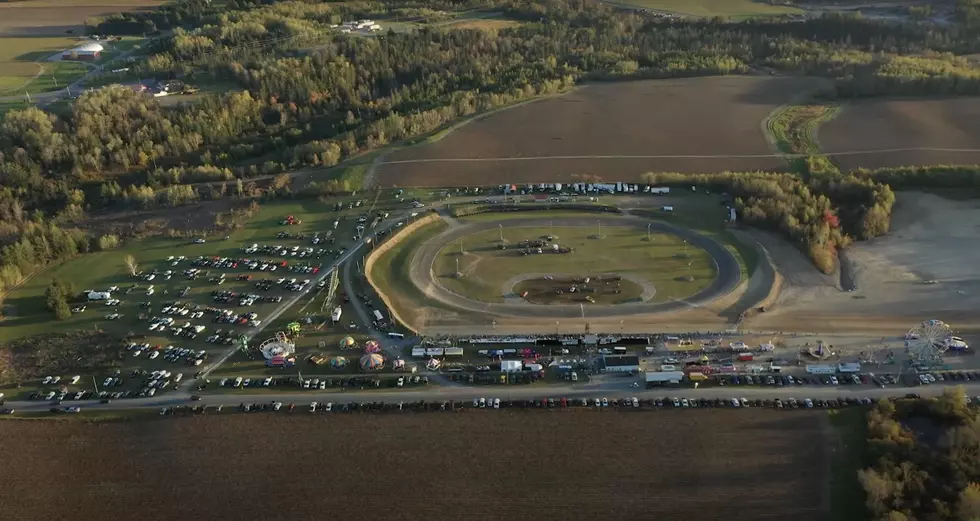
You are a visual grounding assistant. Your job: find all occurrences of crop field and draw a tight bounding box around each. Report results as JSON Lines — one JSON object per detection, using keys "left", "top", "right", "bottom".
{"left": 604, "top": 0, "right": 801, "bottom": 17}
{"left": 0, "top": 0, "right": 166, "bottom": 37}
{"left": 375, "top": 76, "right": 816, "bottom": 187}
{"left": 0, "top": 410, "right": 828, "bottom": 521}
{"left": 433, "top": 225, "right": 715, "bottom": 303}
{"left": 821, "top": 98, "right": 980, "bottom": 171}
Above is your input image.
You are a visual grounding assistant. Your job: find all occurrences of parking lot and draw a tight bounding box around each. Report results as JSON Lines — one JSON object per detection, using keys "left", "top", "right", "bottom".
{"left": 0, "top": 190, "right": 440, "bottom": 402}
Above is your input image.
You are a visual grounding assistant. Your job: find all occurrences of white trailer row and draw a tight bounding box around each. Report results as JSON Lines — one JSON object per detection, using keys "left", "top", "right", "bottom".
{"left": 501, "top": 183, "right": 670, "bottom": 195}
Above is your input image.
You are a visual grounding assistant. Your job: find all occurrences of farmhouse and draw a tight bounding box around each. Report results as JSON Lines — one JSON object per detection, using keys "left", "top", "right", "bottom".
{"left": 63, "top": 42, "right": 103, "bottom": 61}
{"left": 598, "top": 355, "right": 640, "bottom": 373}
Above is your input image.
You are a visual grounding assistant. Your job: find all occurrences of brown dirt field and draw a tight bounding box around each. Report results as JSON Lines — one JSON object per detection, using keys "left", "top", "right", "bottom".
{"left": 0, "top": 410, "right": 827, "bottom": 521}
{"left": 375, "top": 76, "right": 818, "bottom": 187}
{"left": 821, "top": 98, "right": 980, "bottom": 171}
{"left": 0, "top": 0, "right": 165, "bottom": 37}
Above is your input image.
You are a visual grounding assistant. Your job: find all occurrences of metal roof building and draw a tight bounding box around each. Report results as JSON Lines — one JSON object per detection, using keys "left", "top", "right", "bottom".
{"left": 598, "top": 355, "right": 640, "bottom": 373}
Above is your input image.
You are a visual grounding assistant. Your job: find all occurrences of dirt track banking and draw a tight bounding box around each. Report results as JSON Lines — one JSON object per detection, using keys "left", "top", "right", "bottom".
{"left": 408, "top": 214, "right": 740, "bottom": 318}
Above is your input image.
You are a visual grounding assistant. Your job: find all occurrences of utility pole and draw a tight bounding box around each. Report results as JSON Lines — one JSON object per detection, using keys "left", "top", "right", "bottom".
{"left": 647, "top": 223, "right": 651, "bottom": 241}
{"left": 92, "top": 376, "right": 99, "bottom": 395}
{"left": 555, "top": 321, "right": 560, "bottom": 336}
{"left": 459, "top": 238, "right": 463, "bottom": 255}
{"left": 52, "top": 76, "right": 58, "bottom": 88}
{"left": 499, "top": 224, "right": 503, "bottom": 242}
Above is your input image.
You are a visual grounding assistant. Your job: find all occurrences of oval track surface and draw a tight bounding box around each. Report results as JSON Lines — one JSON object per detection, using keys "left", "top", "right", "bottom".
{"left": 408, "top": 215, "right": 740, "bottom": 319}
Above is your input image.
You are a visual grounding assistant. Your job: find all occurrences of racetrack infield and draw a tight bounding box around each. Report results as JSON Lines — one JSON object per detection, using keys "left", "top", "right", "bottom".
{"left": 0, "top": 410, "right": 828, "bottom": 521}
{"left": 821, "top": 98, "right": 980, "bottom": 171}
{"left": 408, "top": 215, "right": 740, "bottom": 319}
{"left": 375, "top": 76, "right": 817, "bottom": 187}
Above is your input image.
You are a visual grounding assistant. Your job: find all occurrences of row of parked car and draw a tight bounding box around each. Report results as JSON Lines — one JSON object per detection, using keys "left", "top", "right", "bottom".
{"left": 719, "top": 373, "right": 898, "bottom": 387}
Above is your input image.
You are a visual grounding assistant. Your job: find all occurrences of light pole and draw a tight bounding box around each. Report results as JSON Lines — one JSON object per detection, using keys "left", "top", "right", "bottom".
{"left": 499, "top": 224, "right": 503, "bottom": 242}
{"left": 555, "top": 321, "right": 560, "bottom": 336}
{"left": 647, "top": 223, "right": 651, "bottom": 241}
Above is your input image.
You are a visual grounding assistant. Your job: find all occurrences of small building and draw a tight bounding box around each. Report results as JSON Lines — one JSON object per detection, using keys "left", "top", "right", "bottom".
{"left": 645, "top": 371, "right": 685, "bottom": 386}
{"left": 837, "top": 362, "right": 861, "bottom": 373}
{"left": 63, "top": 42, "right": 103, "bottom": 61}
{"left": 598, "top": 355, "right": 640, "bottom": 373}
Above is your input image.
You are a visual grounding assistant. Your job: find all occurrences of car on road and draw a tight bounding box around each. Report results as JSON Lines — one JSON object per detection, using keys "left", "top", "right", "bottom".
{"left": 309, "top": 402, "right": 317, "bottom": 412}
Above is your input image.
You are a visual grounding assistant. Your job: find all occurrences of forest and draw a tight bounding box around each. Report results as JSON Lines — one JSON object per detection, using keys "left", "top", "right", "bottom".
{"left": 860, "top": 389, "right": 980, "bottom": 521}
{"left": 2, "top": 0, "right": 980, "bottom": 293}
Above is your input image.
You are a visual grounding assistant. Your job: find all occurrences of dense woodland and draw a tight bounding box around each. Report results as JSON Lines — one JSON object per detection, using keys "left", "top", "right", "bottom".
{"left": 2, "top": 0, "right": 980, "bottom": 292}
{"left": 861, "top": 389, "right": 980, "bottom": 521}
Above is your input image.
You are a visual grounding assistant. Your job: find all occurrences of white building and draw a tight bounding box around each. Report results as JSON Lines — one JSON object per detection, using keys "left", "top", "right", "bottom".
{"left": 63, "top": 42, "right": 103, "bottom": 61}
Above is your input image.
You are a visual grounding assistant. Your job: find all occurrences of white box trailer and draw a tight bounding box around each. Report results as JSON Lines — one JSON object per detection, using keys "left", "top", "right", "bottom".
{"left": 838, "top": 362, "right": 861, "bottom": 373}
{"left": 806, "top": 364, "right": 837, "bottom": 375}
{"left": 411, "top": 347, "right": 426, "bottom": 358}
{"left": 650, "top": 187, "right": 670, "bottom": 195}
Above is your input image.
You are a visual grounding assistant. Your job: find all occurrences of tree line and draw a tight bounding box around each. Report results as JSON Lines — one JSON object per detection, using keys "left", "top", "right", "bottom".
{"left": 861, "top": 389, "right": 980, "bottom": 521}
{"left": 642, "top": 170, "right": 896, "bottom": 273}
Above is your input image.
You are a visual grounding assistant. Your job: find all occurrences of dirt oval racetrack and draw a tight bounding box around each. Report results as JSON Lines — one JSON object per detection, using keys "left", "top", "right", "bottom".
{"left": 821, "top": 98, "right": 980, "bottom": 171}
{"left": 375, "top": 76, "right": 817, "bottom": 187}
{"left": 408, "top": 215, "right": 740, "bottom": 319}
{"left": 0, "top": 410, "right": 828, "bottom": 521}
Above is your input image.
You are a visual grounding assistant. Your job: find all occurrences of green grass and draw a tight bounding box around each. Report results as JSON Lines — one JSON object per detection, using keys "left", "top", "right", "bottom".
{"left": 0, "top": 37, "right": 89, "bottom": 94}
{"left": 629, "top": 194, "right": 756, "bottom": 280}
{"left": 604, "top": 0, "right": 800, "bottom": 17}
{"left": 368, "top": 219, "right": 455, "bottom": 327}
{"left": 828, "top": 408, "right": 868, "bottom": 521}
{"left": 765, "top": 102, "right": 841, "bottom": 173}
{"left": 434, "top": 224, "right": 715, "bottom": 303}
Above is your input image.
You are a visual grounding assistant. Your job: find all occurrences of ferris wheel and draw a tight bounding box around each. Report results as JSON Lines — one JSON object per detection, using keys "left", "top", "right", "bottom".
{"left": 905, "top": 319, "right": 952, "bottom": 368}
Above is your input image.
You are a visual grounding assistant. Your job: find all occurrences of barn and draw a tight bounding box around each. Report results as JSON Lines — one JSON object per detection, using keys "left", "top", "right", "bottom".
{"left": 63, "top": 42, "right": 103, "bottom": 61}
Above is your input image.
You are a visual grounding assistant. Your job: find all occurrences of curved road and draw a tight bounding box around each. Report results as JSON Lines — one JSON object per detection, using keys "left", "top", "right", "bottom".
{"left": 408, "top": 214, "right": 740, "bottom": 319}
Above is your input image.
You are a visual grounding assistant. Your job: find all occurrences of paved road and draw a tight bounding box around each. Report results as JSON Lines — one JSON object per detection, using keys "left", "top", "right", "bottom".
{"left": 408, "top": 214, "right": 740, "bottom": 319}
{"left": 6, "top": 378, "right": 973, "bottom": 413}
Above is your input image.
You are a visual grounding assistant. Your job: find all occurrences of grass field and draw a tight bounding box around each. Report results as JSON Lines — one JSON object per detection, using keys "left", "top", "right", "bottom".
{"left": 433, "top": 225, "right": 715, "bottom": 303}
{"left": 606, "top": 0, "right": 801, "bottom": 17}
{"left": 0, "top": 36, "right": 87, "bottom": 94}
{"left": 375, "top": 76, "right": 815, "bottom": 186}
{"left": 0, "top": 410, "right": 829, "bottom": 520}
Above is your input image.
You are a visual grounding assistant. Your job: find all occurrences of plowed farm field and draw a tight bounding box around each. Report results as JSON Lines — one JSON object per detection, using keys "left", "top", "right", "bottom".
{"left": 0, "top": 410, "right": 828, "bottom": 521}
{"left": 822, "top": 98, "right": 980, "bottom": 171}
{"left": 375, "top": 76, "right": 816, "bottom": 187}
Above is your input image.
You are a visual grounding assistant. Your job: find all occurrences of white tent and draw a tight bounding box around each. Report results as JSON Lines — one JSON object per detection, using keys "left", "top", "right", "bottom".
{"left": 500, "top": 360, "right": 522, "bottom": 372}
